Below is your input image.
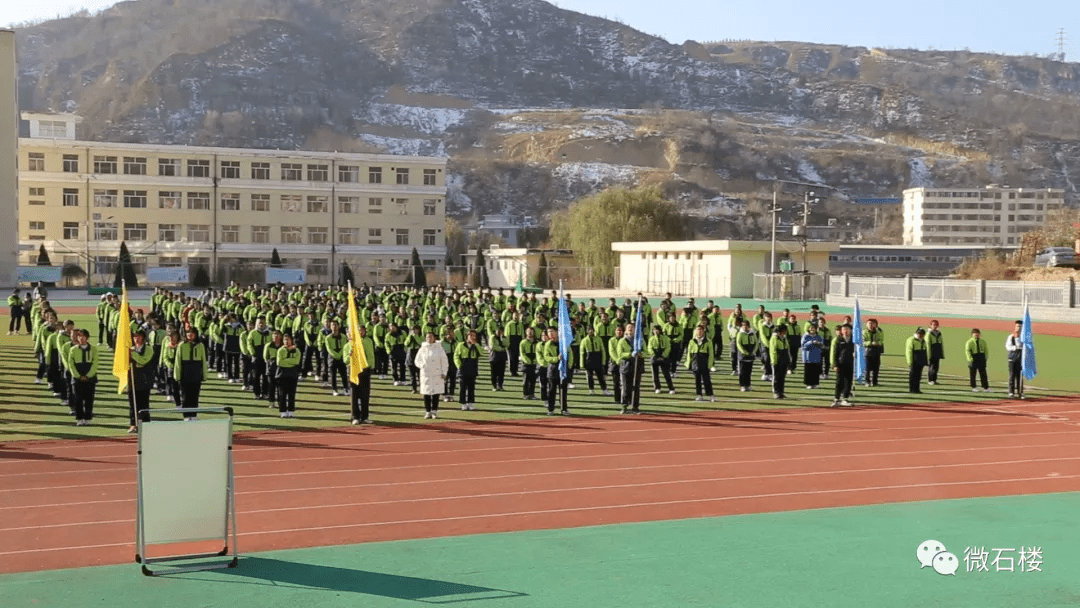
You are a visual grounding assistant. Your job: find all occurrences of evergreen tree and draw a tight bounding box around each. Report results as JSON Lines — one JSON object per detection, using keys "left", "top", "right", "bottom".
{"left": 113, "top": 241, "right": 140, "bottom": 288}
{"left": 410, "top": 247, "right": 427, "bottom": 288}
{"left": 192, "top": 265, "right": 211, "bottom": 288}
{"left": 536, "top": 252, "right": 549, "bottom": 289}
{"left": 340, "top": 262, "right": 355, "bottom": 287}
{"left": 471, "top": 249, "right": 485, "bottom": 288}
{"left": 270, "top": 248, "right": 283, "bottom": 268}
{"left": 36, "top": 244, "right": 52, "bottom": 266}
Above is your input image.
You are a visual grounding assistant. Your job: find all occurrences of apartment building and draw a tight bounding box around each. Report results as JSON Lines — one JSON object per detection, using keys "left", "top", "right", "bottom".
{"left": 903, "top": 185, "right": 1064, "bottom": 246}
{"left": 18, "top": 114, "right": 447, "bottom": 285}
{"left": 0, "top": 31, "right": 17, "bottom": 287}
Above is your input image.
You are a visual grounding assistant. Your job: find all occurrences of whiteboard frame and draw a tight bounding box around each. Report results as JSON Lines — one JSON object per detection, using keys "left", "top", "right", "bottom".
{"left": 135, "top": 407, "right": 238, "bottom": 576}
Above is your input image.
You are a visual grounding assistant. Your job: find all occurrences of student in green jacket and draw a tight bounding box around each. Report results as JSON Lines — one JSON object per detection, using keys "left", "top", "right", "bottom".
{"left": 66, "top": 329, "right": 99, "bottom": 426}
{"left": 646, "top": 324, "right": 674, "bottom": 394}
{"left": 128, "top": 330, "right": 156, "bottom": 433}
{"left": 580, "top": 325, "right": 609, "bottom": 396}
{"left": 607, "top": 324, "right": 629, "bottom": 406}
{"left": 615, "top": 323, "right": 642, "bottom": 413}
{"left": 174, "top": 328, "right": 209, "bottom": 419}
{"left": 520, "top": 326, "right": 539, "bottom": 400}
{"left": 685, "top": 324, "right": 715, "bottom": 402}
{"left": 454, "top": 330, "right": 482, "bottom": 410}
{"left": 275, "top": 333, "right": 303, "bottom": 418}
{"left": 769, "top": 325, "right": 791, "bottom": 399}
{"left": 735, "top": 319, "right": 759, "bottom": 391}
{"left": 904, "top": 328, "right": 928, "bottom": 394}
{"left": 926, "top": 319, "right": 945, "bottom": 385}
{"left": 964, "top": 328, "right": 990, "bottom": 392}
{"left": 863, "top": 319, "right": 885, "bottom": 387}
{"left": 7, "top": 288, "right": 23, "bottom": 335}
{"left": 487, "top": 327, "right": 509, "bottom": 391}
{"left": 346, "top": 325, "right": 377, "bottom": 424}
{"left": 541, "top": 327, "right": 573, "bottom": 415}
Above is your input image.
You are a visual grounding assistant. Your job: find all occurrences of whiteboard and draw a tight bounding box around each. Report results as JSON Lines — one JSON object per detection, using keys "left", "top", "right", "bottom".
{"left": 139, "top": 419, "right": 231, "bottom": 545}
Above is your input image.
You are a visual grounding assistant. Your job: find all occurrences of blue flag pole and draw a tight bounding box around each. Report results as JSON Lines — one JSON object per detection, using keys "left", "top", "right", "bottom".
{"left": 557, "top": 281, "right": 572, "bottom": 382}
{"left": 852, "top": 297, "right": 865, "bottom": 384}
{"left": 1021, "top": 303, "right": 1037, "bottom": 382}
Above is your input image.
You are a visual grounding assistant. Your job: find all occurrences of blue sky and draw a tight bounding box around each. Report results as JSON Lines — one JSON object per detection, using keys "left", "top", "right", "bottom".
{"left": 4, "top": 0, "right": 1077, "bottom": 59}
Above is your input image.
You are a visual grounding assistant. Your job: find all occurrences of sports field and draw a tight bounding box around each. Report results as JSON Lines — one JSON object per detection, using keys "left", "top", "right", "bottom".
{"left": 1, "top": 298, "right": 1078, "bottom": 607}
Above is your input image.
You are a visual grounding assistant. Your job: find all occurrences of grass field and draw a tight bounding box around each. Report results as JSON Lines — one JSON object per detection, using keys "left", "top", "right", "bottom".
{"left": 3, "top": 314, "right": 1074, "bottom": 442}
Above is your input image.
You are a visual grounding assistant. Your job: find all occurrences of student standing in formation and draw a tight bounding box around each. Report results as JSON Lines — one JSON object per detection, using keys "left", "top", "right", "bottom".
{"left": 442, "top": 327, "right": 459, "bottom": 402}
{"left": 174, "top": 328, "right": 208, "bottom": 419}
{"left": 727, "top": 305, "right": 745, "bottom": 375}
{"left": 757, "top": 312, "right": 775, "bottom": 383}
{"left": 617, "top": 323, "right": 643, "bottom": 414}
{"left": 863, "top": 319, "right": 885, "bottom": 387}
{"left": 1005, "top": 321, "right": 1024, "bottom": 399}
{"left": 386, "top": 323, "right": 407, "bottom": 386}
{"left": 505, "top": 312, "right": 524, "bottom": 377}
{"left": 800, "top": 324, "right": 824, "bottom": 389}
{"left": 905, "top": 328, "right": 928, "bottom": 394}
{"left": 540, "top": 327, "right": 572, "bottom": 415}
{"left": 454, "top": 331, "right": 481, "bottom": 410}
{"left": 128, "top": 330, "right": 155, "bottom": 433}
{"left": 7, "top": 289, "right": 23, "bottom": 335}
{"left": 926, "top": 319, "right": 945, "bottom": 385}
{"left": 769, "top": 325, "right": 791, "bottom": 399}
{"left": 646, "top": 324, "right": 675, "bottom": 395}
{"left": 520, "top": 326, "right": 539, "bottom": 400}
{"left": 816, "top": 317, "right": 832, "bottom": 380}
{"left": 161, "top": 330, "right": 181, "bottom": 403}
{"left": 415, "top": 331, "right": 448, "bottom": 419}
{"left": 276, "top": 333, "right": 302, "bottom": 418}
{"left": 405, "top": 325, "right": 423, "bottom": 394}
{"left": 348, "top": 325, "right": 376, "bottom": 424}
{"left": 784, "top": 313, "right": 800, "bottom": 374}
{"left": 264, "top": 330, "right": 284, "bottom": 406}
{"left": 965, "top": 328, "right": 991, "bottom": 392}
{"left": 735, "top": 319, "right": 759, "bottom": 392}
{"left": 580, "top": 326, "right": 609, "bottom": 396}
{"left": 684, "top": 325, "right": 715, "bottom": 402}
{"left": 487, "top": 326, "right": 509, "bottom": 391}
{"left": 830, "top": 323, "right": 855, "bottom": 406}
{"left": 608, "top": 324, "right": 627, "bottom": 407}
{"left": 324, "top": 321, "right": 349, "bottom": 397}
{"left": 66, "top": 329, "right": 99, "bottom": 427}
{"left": 246, "top": 318, "right": 272, "bottom": 400}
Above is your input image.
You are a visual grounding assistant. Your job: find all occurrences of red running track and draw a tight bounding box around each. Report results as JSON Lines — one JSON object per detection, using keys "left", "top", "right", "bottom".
{"left": 2, "top": 398, "right": 1080, "bottom": 574}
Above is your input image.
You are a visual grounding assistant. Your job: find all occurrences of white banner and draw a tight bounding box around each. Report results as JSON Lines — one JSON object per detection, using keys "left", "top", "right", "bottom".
{"left": 17, "top": 266, "right": 63, "bottom": 283}
{"left": 266, "top": 267, "right": 306, "bottom": 284}
{"left": 146, "top": 267, "right": 189, "bottom": 284}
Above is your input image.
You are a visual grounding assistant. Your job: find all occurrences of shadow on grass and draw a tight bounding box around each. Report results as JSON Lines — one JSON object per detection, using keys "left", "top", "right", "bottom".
{"left": 206, "top": 556, "right": 528, "bottom": 602}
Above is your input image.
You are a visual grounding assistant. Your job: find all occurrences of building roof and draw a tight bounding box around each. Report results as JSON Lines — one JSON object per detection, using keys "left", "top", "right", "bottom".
{"left": 611, "top": 240, "right": 840, "bottom": 253}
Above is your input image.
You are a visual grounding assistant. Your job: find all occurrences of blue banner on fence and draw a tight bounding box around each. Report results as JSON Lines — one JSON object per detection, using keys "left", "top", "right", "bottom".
{"left": 17, "top": 266, "right": 63, "bottom": 283}
{"left": 266, "top": 267, "right": 307, "bottom": 285}
{"left": 146, "top": 267, "right": 190, "bottom": 284}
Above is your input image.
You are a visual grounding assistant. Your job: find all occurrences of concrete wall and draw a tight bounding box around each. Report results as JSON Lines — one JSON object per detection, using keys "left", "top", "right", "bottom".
{"left": 0, "top": 31, "right": 18, "bottom": 287}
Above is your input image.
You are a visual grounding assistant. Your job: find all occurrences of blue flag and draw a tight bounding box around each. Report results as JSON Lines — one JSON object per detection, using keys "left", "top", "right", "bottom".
{"left": 631, "top": 296, "right": 644, "bottom": 356}
{"left": 852, "top": 297, "right": 866, "bottom": 383}
{"left": 1021, "top": 304, "right": 1037, "bottom": 381}
{"left": 557, "top": 285, "right": 572, "bottom": 381}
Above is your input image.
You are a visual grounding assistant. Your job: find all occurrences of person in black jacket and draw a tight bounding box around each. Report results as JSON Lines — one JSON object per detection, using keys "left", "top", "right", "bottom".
{"left": 830, "top": 323, "right": 855, "bottom": 406}
{"left": 276, "top": 333, "right": 302, "bottom": 418}
{"left": 128, "top": 330, "right": 155, "bottom": 433}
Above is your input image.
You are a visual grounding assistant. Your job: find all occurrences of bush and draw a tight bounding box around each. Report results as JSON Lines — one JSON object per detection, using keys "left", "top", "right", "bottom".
{"left": 192, "top": 266, "right": 211, "bottom": 287}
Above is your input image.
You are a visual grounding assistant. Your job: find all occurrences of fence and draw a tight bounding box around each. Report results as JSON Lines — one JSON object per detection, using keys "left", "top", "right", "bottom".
{"left": 753, "top": 273, "right": 828, "bottom": 301}
{"left": 827, "top": 274, "right": 1080, "bottom": 321}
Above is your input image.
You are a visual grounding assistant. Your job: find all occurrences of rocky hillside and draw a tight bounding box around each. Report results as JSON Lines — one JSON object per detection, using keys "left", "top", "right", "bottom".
{"left": 13, "top": 0, "right": 1080, "bottom": 240}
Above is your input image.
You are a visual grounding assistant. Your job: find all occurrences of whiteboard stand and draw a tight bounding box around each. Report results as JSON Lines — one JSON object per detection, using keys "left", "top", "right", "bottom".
{"left": 135, "top": 407, "right": 239, "bottom": 576}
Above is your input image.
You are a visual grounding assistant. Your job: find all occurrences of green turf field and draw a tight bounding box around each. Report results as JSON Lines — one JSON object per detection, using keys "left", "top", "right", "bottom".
{"left": 2, "top": 314, "right": 1073, "bottom": 441}
{"left": 1, "top": 493, "right": 1076, "bottom": 608}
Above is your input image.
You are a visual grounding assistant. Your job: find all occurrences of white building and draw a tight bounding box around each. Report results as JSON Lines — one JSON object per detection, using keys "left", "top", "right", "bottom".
{"left": 903, "top": 185, "right": 1065, "bottom": 246}
{"left": 465, "top": 246, "right": 576, "bottom": 289}
{"left": 613, "top": 240, "right": 839, "bottom": 298}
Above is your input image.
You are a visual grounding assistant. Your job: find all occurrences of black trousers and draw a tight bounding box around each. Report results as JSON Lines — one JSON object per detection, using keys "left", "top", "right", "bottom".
{"left": 302, "top": 344, "right": 319, "bottom": 376}
{"left": 9, "top": 307, "right": 22, "bottom": 332}
{"left": 180, "top": 382, "right": 201, "bottom": 418}
{"left": 490, "top": 358, "right": 507, "bottom": 389}
{"left": 620, "top": 359, "right": 644, "bottom": 408}
{"left": 128, "top": 389, "right": 151, "bottom": 426}
{"left": 927, "top": 357, "right": 942, "bottom": 383}
{"left": 772, "top": 365, "right": 787, "bottom": 396}
{"left": 969, "top": 363, "right": 989, "bottom": 389}
{"left": 729, "top": 340, "right": 739, "bottom": 371}
{"left": 277, "top": 377, "right": 298, "bottom": 412}
{"left": 225, "top": 352, "right": 240, "bottom": 380}
{"left": 459, "top": 373, "right": 477, "bottom": 404}
{"left": 424, "top": 393, "right": 440, "bottom": 412}
{"left": 738, "top": 357, "right": 754, "bottom": 388}
{"left": 547, "top": 375, "right": 569, "bottom": 412}
{"left": 586, "top": 363, "right": 607, "bottom": 391}
{"left": 609, "top": 362, "right": 622, "bottom": 403}
{"left": 445, "top": 364, "right": 457, "bottom": 398}
{"left": 651, "top": 359, "right": 673, "bottom": 391}
{"left": 329, "top": 359, "right": 348, "bottom": 392}
{"left": 241, "top": 355, "right": 252, "bottom": 387}
{"left": 71, "top": 379, "right": 96, "bottom": 420}
{"left": 391, "top": 352, "right": 406, "bottom": 382}
{"left": 351, "top": 370, "right": 372, "bottom": 421}
{"left": 375, "top": 348, "right": 389, "bottom": 376}
{"left": 98, "top": 321, "right": 106, "bottom": 345}
{"left": 539, "top": 367, "right": 549, "bottom": 402}
{"left": 522, "top": 363, "right": 537, "bottom": 397}
{"left": 834, "top": 364, "right": 854, "bottom": 399}
{"left": 909, "top": 363, "right": 925, "bottom": 393}
{"left": 508, "top": 337, "right": 521, "bottom": 376}
{"left": 1008, "top": 358, "right": 1022, "bottom": 394}
{"left": 252, "top": 358, "right": 266, "bottom": 397}
{"left": 803, "top": 361, "right": 822, "bottom": 387}
{"left": 866, "top": 354, "right": 881, "bottom": 386}
{"left": 693, "top": 367, "right": 713, "bottom": 396}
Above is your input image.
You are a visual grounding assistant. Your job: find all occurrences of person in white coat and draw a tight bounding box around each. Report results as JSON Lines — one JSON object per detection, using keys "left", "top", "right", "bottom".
{"left": 414, "top": 332, "right": 449, "bottom": 419}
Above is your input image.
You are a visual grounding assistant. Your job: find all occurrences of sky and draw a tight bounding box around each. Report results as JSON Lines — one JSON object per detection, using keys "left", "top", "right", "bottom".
{"left": 3, "top": 0, "right": 1078, "bottom": 59}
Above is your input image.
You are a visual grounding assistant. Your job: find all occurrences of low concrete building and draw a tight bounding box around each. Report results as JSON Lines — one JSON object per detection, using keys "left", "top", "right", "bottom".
{"left": 465, "top": 246, "right": 576, "bottom": 289}
{"left": 613, "top": 240, "right": 839, "bottom": 298}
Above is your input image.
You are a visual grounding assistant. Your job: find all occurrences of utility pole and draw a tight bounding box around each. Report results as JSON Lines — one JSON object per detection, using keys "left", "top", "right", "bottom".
{"left": 770, "top": 189, "right": 779, "bottom": 300}
{"left": 1056, "top": 28, "right": 1068, "bottom": 61}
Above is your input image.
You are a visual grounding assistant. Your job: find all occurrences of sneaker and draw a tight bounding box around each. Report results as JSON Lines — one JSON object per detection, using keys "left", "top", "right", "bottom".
{"left": 361, "top": 419, "right": 373, "bottom": 424}
{"left": 603, "top": 390, "right": 612, "bottom": 396}
{"left": 332, "top": 391, "right": 340, "bottom": 397}
{"left": 928, "top": 381, "right": 936, "bottom": 385}
{"left": 984, "top": 388, "right": 992, "bottom": 393}
{"left": 806, "top": 385, "right": 813, "bottom": 389}
{"left": 468, "top": 403, "right": 476, "bottom": 411}
{"left": 128, "top": 426, "right": 137, "bottom": 433}
{"left": 972, "top": 388, "right": 979, "bottom": 393}
{"left": 710, "top": 396, "right": 716, "bottom": 402}
{"left": 631, "top": 409, "right": 641, "bottom": 415}
{"left": 322, "top": 382, "right": 331, "bottom": 388}
{"left": 547, "top": 410, "right": 555, "bottom": 415}
{"left": 35, "top": 378, "right": 41, "bottom": 384}
{"left": 620, "top": 406, "right": 628, "bottom": 414}
{"left": 561, "top": 409, "right": 570, "bottom": 415}
{"left": 1019, "top": 395, "right": 1026, "bottom": 400}
{"left": 431, "top": 411, "right": 438, "bottom": 419}
{"left": 461, "top": 404, "right": 469, "bottom": 410}
{"left": 773, "top": 393, "right": 781, "bottom": 399}
{"left": 424, "top": 411, "right": 432, "bottom": 419}
{"left": 280, "top": 412, "right": 288, "bottom": 418}
{"left": 740, "top": 387, "right": 748, "bottom": 392}
{"left": 352, "top": 419, "right": 360, "bottom": 425}
{"left": 695, "top": 395, "right": 704, "bottom": 402}
{"left": 393, "top": 381, "right": 401, "bottom": 386}
{"left": 841, "top": 399, "right": 852, "bottom": 406}
{"left": 590, "top": 389, "right": 595, "bottom": 396}
{"left": 831, "top": 399, "right": 840, "bottom": 407}
{"left": 761, "top": 374, "right": 769, "bottom": 381}
{"left": 710, "top": 367, "right": 717, "bottom": 372}
{"left": 567, "top": 384, "right": 575, "bottom": 389}
{"left": 730, "top": 370, "right": 737, "bottom": 375}
{"left": 1008, "top": 392, "right": 1016, "bottom": 398}
{"left": 654, "top": 389, "right": 661, "bottom": 394}
{"left": 668, "top": 389, "right": 676, "bottom": 395}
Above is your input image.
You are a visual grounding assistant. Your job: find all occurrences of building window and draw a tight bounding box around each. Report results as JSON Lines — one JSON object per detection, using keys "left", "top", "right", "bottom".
{"left": 94, "top": 256, "right": 118, "bottom": 276}
{"left": 368, "top": 197, "right": 383, "bottom": 214}
{"left": 93, "top": 155, "right": 117, "bottom": 174}
{"left": 395, "top": 168, "right": 409, "bottom": 185}
{"left": 123, "top": 157, "right": 147, "bottom": 175}
{"left": 338, "top": 196, "right": 360, "bottom": 214}
{"left": 306, "top": 196, "right": 328, "bottom": 213}
{"left": 251, "top": 226, "right": 270, "bottom": 243}
{"left": 308, "top": 227, "right": 328, "bottom": 244}
{"left": 124, "top": 223, "right": 147, "bottom": 241}
{"left": 187, "top": 192, "right": 210, "bottom": 210}
{"left": 28, "top": 186, "right": 45, "bottom": 205}
{"left": 158, "top": 158, "right": 180, "bottom": 176}
{"left": 423, "top": 229, "right": 436, "bottom": 246}
{"left": 123, "top": 190, "right": 147, "bottom": 208}
{"left": 338, "top": 165, "right": 359, "bottom": 182}
{"left": 158, "top": 256, "right": 182, "bottom": 267}
{"left": 423, "top": 199, "right": 437, "bottom": 216}
{"left": 280, "top": 195, "right": 303, "bottom": 212}
{"left": 395, "top": 229, "right": 409, "bottom": 246}
{"left": 221, "top": 225, "right": 240, "bottom": 243}
{"left": 63, "top": 222, "right": 80, "bottom": 239}
{"left": 368, "top": 228, "right": 382, "bottom": 245}
{"left": 187, "top": 159, "right": 211, "bottom": 178}
{"left": 29, "top": 221, "right": 45, "bottom": 231}
{"left": 63, "top": 188, "right": 79, "bottom": 207}
{"left": 62, "top": 154, "right": 79, "bottom": 173}
{"left": 28, "top": 152, "right": 45, "bottom": 171}
{"left": 369, "top": 166, "right": 382, "bottom": 183}
{"left": 251, "top": 193, "right": 270, "bottom": 211}
{"left": 338, "top": 228, "right": 359, "bottom": 245}
{"left": 38, "top": 120, "right": 67, "bottom": 137}
{"left": 423, "top": 169, "right": 437, "bottom": 186}
{"left": 306, "top": 258, "right": 328, "bottom": 277}
{"left": 423, "top": 259, "right": 437, "bottom": 268}
{"left": 94, "top": 221, "right": 118, "bottom": 241}
{"left": 159, "top": 224, "right": 179, "bottom": 242}
{"left": 187, "top": 224, "right": 210, "bottom": 242}
{"left": 395, "top": 198, "right": 408, "bottom": 215}
{"left": 94, "top": 189, "right": 118, "bottom": 207}
{"left": 281, "top": 163, "right": 303, "bottom": 181}
{"left": 220, "top": 161, "right": 240, "bottom": 179}
{"left": 221, "top": 193, "right": 241, "bottom": 211}
{"left": 280, "top": 227, "right": 302, "bottom": 244}
{"left": 251, "top": 162, "right": 270, "bottom": 180}
{"left": 159, "top": 191, "right": 182, "bottom": 209}
{"left": 307, "top": 164, "right": 328, "bottom": 181}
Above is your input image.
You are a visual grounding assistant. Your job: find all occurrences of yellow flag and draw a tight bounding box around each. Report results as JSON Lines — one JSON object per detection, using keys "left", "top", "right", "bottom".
{"left": 347, "top": 285, "right": 368, "bottom": 384}
{"left": 112, "top": 285, "right": 132, "bottom": 393}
